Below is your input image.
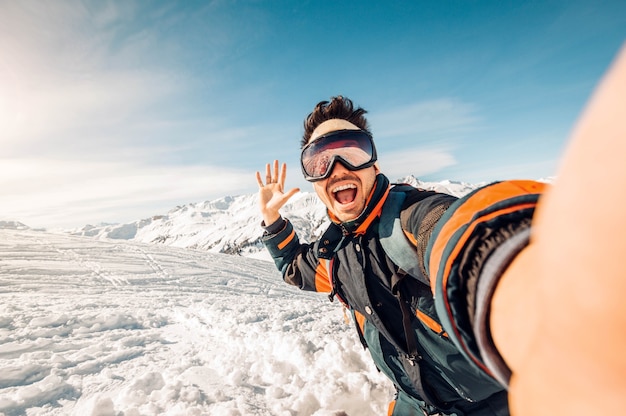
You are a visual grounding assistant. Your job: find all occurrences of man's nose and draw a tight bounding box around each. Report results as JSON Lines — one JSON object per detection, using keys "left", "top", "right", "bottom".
{"left": 330, "top": 160, "right": 351, "bottom": 177}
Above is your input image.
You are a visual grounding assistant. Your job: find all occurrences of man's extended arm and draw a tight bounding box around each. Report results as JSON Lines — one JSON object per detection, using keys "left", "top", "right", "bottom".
{"left": 493, "top": 44, "right": 626, "bottom": 415}
{"left": 256, "top": 160, "right": 330, "bottom": 292}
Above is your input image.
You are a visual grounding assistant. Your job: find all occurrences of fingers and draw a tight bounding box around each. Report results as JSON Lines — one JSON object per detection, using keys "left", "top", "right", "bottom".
{"left": 265, "top": 162, "right": 272, "bottom": 184}
{"left": 257, "top": 161, "right": 290, "bottom": 188}
{"left": 260, "top": 161, "right": 278, "bottom": 187}
{"left": 264, "top": 161, "right": 279, "bottom": 184}
{"left": 284, "top": 187, "right": 300, "bottom": 199}
{"left": 278, "top": 162, "right": 287, "bottom": 188}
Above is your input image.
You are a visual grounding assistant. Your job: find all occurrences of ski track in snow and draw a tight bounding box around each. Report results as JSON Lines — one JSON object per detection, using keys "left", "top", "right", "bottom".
{"left": 0, "top": 230, "right": 393, "bottom": 416}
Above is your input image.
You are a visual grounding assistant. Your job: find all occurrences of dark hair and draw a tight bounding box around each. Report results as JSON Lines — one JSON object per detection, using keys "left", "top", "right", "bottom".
{"left": 301, "top": 96, "right": 371, "bottom": 148}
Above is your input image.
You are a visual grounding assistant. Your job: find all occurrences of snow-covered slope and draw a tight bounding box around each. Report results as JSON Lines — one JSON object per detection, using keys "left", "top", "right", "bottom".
{"left": 0, "top": 229, "right": 393, "bottom": 415}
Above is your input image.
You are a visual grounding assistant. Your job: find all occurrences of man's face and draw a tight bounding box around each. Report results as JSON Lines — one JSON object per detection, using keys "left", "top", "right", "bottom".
{"left": 307, "top": 119, "right": 379, "bottom": 222}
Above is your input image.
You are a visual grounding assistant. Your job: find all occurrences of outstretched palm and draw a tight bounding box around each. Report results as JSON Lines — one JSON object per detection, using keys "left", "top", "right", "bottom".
{"left": 256, "top": 160, "right": 300, "bottom": 225}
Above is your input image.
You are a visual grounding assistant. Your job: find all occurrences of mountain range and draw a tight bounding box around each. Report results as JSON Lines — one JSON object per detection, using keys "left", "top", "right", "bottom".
{"left": 3, "top": 176, "right": 486, "bottom": 261}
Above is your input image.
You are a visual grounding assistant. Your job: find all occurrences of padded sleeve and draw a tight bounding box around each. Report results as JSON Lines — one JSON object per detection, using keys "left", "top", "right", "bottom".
{"left": 261, "top": 218, "right": 331, "bottom": 293}
{"left": 403, "top": 193, "right": 458, "bottom": 280}
{"left": 425, "top": 180, "right": 547, "bottom": 385}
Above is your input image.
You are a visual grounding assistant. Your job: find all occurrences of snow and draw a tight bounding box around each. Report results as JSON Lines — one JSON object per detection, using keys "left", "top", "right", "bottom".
{"left": 0, "top": 229, "right": 394, "bottom": 416}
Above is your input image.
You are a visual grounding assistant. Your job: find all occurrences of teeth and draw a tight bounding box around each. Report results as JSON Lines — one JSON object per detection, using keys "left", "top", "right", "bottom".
{"left": 332, "top": 184, "right": 357, "bottom": 193}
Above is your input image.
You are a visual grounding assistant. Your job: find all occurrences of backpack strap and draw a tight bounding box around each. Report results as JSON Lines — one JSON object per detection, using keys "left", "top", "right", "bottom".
{"left": 390, "top": 270, "right": 422, "bottom": 366}
{"left": 380, "top": 186, "right": 432, "bottom": 367}
{"left": 379, "top": 187, "right": 430, "bottom": 286}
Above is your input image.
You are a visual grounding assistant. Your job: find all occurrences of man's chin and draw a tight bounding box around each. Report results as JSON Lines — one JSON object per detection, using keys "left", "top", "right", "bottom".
{"left": 332, "top": 202, "right": 362, "bottom": 222}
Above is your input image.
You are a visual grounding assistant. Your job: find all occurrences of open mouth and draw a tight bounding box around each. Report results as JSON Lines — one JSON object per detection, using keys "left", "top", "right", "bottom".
{"left": 332, "top": 183, "right": 357, "bottom": 204}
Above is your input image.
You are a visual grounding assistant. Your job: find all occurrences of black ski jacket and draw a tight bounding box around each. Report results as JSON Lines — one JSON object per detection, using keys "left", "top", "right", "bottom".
{"left": 262, "top": 174, "right": 544, "bottom": 415}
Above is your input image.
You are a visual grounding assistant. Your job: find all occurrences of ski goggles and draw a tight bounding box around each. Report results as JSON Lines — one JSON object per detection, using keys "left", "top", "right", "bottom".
{"left": 300, "top": 129, "right": 378, "bottom": 182}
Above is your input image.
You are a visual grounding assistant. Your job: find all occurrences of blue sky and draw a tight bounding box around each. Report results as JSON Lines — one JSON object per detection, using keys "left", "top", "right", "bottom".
{"left": 1, "top": 0, "right": 625, "bottom": 228}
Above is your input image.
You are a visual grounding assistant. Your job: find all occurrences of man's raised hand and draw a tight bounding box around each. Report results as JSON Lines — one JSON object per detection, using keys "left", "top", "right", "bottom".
{"left": 255, "top": 160, "right": 300, "bottom": 226}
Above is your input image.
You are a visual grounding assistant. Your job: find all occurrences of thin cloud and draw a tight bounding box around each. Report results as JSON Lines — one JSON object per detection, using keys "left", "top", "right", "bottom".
{"left": 365, "top": 98, "right": 476, "bottom": 180}
{"left": 0, "top": 1, "right": 241, "bottom": 154}
{"left": 0, "top": 158, "right": 255, "bottom": 229}
{"left": 378, "top": 148, "right": 457, "bottom": 181}
{"left": 4, "top": 71, "right": 179, "bottom": 146}
{"left": 1, "top": 2, "right": 175, "bottom": 147}
{"left": 440, "top": 158, "right": 560, "bottom": 184}
{"left": 370, "top": 98, "right": 481, "bottom": 140}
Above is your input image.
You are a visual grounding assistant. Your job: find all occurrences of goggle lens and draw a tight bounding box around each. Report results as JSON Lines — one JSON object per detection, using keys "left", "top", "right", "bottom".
{"left": 300, "top": 130, "right": 377, "bottom": 181}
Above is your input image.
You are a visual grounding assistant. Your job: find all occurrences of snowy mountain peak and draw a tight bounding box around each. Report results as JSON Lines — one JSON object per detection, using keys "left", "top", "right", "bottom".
{"left": 0, "top": 220, "right": 30, "bottom": 230}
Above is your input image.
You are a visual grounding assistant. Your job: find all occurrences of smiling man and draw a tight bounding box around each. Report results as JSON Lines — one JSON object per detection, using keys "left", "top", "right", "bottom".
{"left": 255, "top": 96, "right": 541, "bottom": 415}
